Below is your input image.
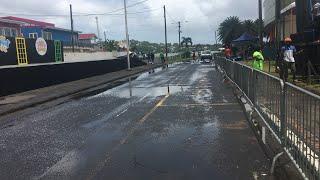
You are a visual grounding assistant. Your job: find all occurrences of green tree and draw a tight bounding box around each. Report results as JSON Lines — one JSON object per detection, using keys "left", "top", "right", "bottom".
{"left": 181, "top": 37, "right": 193, "bottom": 48}
{"left": 104, "top": 40, "right": 118, "bottom": 51}
{"left": 242, "top": 20, "right": 258, "bottom": 36}
{"left": 254, "top": 19, "right": 264, "bottom": 35}
{"left": 218, "top": 16, "right": 243, "bottom": 45}
{"left": 218, "top": 16, "right": 263, "bottom": 45}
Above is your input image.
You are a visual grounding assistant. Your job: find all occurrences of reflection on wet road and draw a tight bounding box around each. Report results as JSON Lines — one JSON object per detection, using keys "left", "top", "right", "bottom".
{"left": 0, "top": 62, "right": 270, "bottom": 180}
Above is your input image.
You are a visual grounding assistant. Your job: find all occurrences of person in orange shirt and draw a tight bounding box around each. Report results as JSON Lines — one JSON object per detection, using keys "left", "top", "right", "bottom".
{"left": 224, "top": 46, "right": 232, "bottom": 59}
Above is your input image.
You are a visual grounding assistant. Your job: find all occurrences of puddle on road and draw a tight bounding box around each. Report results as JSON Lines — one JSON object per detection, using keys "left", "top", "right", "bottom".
{"left": 189, "top": 66, "right": 214, "bottom": 85}
{"left": 87, "top": 63, "right": 192, "bottom": 100}
{"left": 135, "top": 67, "right": 163, "bottom": 81}
{"left": 92, "top": 85, "right": 191, "bottom": 99}
{"left": 192, "top": 89, "right": 213, "bottom": 104}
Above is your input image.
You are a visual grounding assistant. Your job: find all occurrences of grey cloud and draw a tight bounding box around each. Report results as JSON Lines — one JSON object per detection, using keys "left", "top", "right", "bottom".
{"left": 0, "top": 0, "right": 259, "bottom": 44}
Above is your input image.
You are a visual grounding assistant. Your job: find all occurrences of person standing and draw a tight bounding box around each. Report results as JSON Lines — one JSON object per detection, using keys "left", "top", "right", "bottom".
{"left": 313, "top": 0, "right": 320, "bottom": 28}
{"left": 147, "top": 52, "right": 152, "bottom": 64}
{"left": 151, "top": 52, "right": 155, "bottom": 64}
{"left": 160, "top": 51, "right": 165, "bottom": 67}
{"left": 314, "top": 0, "right": 320, "bottom": 17}
{"left": 281, "top": 37, "right": 297, "bottom": 82}
{"left": 225, "top": 46, "right": 232, "bottom": 59}
{"left": 192, "top": 51, "right": 196, "bottom": 61}
{"left": 252, "top": 48, "right": 264, "bottom": 71}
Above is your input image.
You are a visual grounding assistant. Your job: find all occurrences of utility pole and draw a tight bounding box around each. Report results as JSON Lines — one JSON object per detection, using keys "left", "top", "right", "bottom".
{"left": 258, "top": 0, "right": 263, "bottom": 47}
{"left": 275, "top": 0, "right": 281, "bottom": 71}
{"left": 104, "top": 31, "right": 107, "bottom": 51}
{"left": 178, "top": 21, "right": 181, "bottom": 47}
{"left": 123, "top": 0, "right": 131, "bottom": 70}
{"left": 164, "top": 5, "right": 168, "bottom": 60}
{"left": 275, "top": 0, "right": 281, "bottom": 47}
{"left": 95, "top": 17, "right": 101, "bottom": 41}
{"left": 69, "top": 4, "right": 75, "bottom": 52}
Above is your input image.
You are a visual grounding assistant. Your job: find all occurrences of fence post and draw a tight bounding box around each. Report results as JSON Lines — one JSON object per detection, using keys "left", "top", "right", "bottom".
{"left": 250, "top": 69, "right": 256, "bottom": 105}
{"left": 280, "top": 80, "right": 286, "bottom": 144}
{"left": 231, "top": 60, "right": 235, "bottom": 80}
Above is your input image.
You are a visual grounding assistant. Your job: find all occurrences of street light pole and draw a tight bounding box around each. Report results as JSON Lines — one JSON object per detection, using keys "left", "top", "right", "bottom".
{"left": 124, "top": 0, "right": 131, "bottom": 70}
{"left": 104, "top": 31, "right": 107, "bottom": 51}
{"left": 178, "top": 21, "right": 181, "bottom": 47}
{"left": 164, "top": 5, "right": 168, "bottom": 60}
{"left": 258, "top": 0, "right": 263, "bottom": 47}
{"left": 95, "top": 17, "right": 101, "bottom": 41}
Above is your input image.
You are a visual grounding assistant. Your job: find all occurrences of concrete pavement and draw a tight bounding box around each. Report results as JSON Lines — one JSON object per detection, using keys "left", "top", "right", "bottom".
{"left": 0, "top": 62, "right": 271, "bottom": 179}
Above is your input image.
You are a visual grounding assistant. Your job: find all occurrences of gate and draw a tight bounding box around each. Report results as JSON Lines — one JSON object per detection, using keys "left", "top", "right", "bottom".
{"left": 15, "top": 37, "right": 28, "bottom": 65}
{"left": 54, "top": 41, "right": 62, "bottom": 62}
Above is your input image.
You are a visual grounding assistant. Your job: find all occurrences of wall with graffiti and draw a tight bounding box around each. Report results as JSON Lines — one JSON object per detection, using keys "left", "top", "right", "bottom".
{"left": 0, "top": 36, "right": 63, "bottom": 66}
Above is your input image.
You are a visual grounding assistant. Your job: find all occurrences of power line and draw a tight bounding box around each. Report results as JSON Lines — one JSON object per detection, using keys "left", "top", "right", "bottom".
{"left": 0, "top": 0, "right": 152, "bottom": 17}
{"left": 73, "top": 0, "right": 150, "bottom": 15}
{"left": 0, "top": 8, "right": 160, "bottom": 18}
{"left": 74, "top": 8, "right": 160, "bottom": 17}
{"left": 166, "top": 10, "right": 177, "bottom": 23}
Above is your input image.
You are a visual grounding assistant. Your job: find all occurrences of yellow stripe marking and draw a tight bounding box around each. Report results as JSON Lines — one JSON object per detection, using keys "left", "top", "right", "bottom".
{"left": 87, "top": 94, "right": 170, "bottom": 180}
{"left": 138, "top": 94, "right": 169, "bottom": 123}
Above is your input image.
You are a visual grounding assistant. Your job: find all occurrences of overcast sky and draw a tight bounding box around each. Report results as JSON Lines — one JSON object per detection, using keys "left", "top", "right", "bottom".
{"left": 0, "top": 0, "right": 259, "bottom": 44}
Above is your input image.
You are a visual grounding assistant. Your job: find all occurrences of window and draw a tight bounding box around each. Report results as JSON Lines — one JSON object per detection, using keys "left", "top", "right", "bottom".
{"left": 29, "top": 33, "right": 38, "bottom": 39}
{"left": 4, "top": 28, "right": 11, "bottom": 36}
{"left": 43, "top": 31, "right": 52, "bottom": 40}
{"left": 71, "top": 34, "right": 78, "bottom": 42}
{"left": 0, "top": 28, "right": 4, "bottom": 36}
{"left": 11, "top": 29, "right": 17, "bottom": 37}
{"left": 0, "top": 27, "right": 18, "bottom": 37}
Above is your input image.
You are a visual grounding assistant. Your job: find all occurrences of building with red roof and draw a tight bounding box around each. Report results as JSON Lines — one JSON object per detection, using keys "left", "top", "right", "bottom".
{"left": 0, "top": 16, "right": 80, "bottom": 44}
{"left": 0, "top": 18, "right": 26, "bottom": 37}
{"left": 79, "top": 33, "right": 98, "bottom": 44}
{"left": 2, "top": 16, "right": 55, "bottom": 28}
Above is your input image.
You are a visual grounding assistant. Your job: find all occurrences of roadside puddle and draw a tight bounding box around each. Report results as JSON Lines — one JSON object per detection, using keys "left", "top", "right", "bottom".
{"left": 92, "top": 84, "right": 191, "bottom": 99}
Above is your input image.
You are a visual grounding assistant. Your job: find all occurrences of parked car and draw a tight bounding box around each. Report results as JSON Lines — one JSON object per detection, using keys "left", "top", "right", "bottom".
{"left": 200, "top": 50, "right": 212, "bottom": 63}
{"left": 230, "top": 56, "right": 243, "bottom": 61}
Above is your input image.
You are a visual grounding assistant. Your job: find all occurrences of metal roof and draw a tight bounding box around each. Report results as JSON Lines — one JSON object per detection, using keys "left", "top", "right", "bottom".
{"left": 0, "top": 18, "right": 27, "bottom": 25}
{"left": 44, "top": 26, "right": 81, "bottom": 33}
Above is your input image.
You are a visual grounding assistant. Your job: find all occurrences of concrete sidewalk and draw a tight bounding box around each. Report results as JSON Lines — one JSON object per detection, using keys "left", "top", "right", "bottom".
{"left": 0, "top": 64, "right": 160, "bottom": 117}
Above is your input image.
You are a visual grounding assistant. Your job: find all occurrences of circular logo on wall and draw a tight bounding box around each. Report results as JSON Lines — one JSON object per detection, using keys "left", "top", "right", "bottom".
{"left": 35, "top": 38, "right": 47, "bottom": 56}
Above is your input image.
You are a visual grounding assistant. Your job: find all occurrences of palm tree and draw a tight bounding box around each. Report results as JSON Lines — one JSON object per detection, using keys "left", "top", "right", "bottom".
{"left": 218, "top": 16, "right": 244, "bottom": 45}
{"left": 181, "top": 37, "right": 193, "bottom": 48}
{"left": 242, "top": 20, "right": 258, "bottom": 36}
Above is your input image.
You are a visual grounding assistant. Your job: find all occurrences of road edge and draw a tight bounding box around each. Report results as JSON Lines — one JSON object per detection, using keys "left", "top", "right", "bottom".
{"left": 0, "top": 64, "right": 162, "bottom": 117}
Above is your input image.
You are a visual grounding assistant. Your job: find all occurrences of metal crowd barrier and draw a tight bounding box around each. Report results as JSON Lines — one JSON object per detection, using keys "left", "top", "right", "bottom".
{"left": 216, "top": 57, "right": 320, "bottom": 180}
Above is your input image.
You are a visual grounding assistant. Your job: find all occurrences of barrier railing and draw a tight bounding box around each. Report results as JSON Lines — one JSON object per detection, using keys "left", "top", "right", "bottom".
{"left": 216, "top": 57, "right": 320, "bottom": 180}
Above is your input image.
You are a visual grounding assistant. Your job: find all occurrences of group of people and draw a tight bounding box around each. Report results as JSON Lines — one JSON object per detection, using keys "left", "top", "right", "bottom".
{"left": 250, "top": 37, "right": 299, "bottom": 82}
{"left": 145, "top": 52, "right": 155, "bottom": 64}
{"left": 224, "top": 37, "right": 298, "bottom": 82}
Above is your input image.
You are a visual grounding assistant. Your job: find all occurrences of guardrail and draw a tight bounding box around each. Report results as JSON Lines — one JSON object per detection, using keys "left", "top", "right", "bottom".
{"left": 216, "top": 57, "right": 320, "bottom": 180}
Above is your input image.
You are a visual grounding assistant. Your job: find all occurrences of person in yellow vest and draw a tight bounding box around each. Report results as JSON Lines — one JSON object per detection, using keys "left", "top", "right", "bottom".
{"left": 252, "top": 48, "right": 264, "bottom": 71}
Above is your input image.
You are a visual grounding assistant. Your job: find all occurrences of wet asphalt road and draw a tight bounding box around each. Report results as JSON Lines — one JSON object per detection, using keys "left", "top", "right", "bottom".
{"left": 0, "top": 62, "right": 270, "bottom": 180}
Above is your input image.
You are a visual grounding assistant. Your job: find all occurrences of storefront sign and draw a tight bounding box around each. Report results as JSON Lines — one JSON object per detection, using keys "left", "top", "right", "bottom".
{"left": 35, "top": 38, "right": 47, "bottom": 56}
{"left": 0, "top": 36, "right": 11, "bottom": 53}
